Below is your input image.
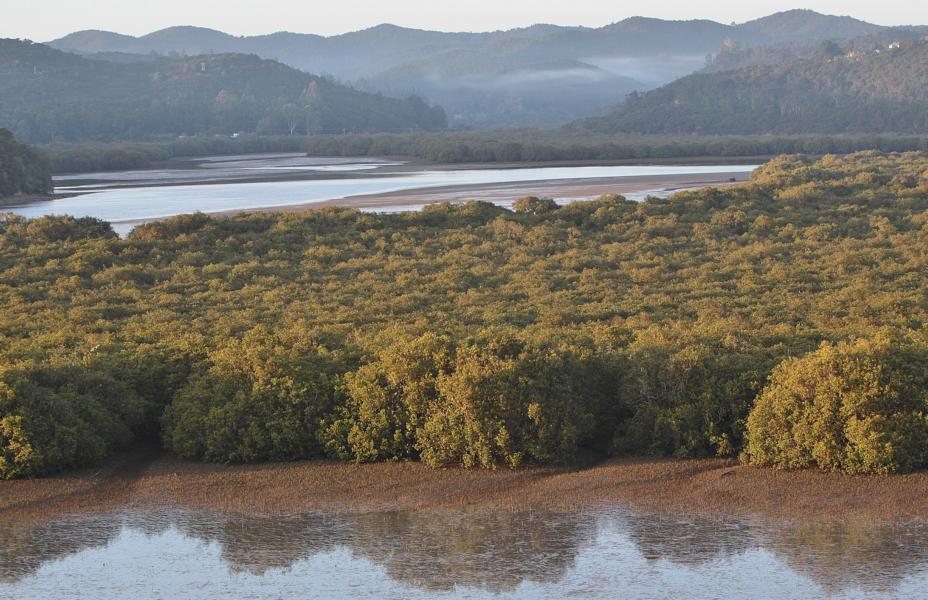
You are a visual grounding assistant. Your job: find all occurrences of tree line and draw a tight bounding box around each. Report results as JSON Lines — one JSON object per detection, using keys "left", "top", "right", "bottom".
{"left": 0, "top": 39, "right": 446, "bottom": 144}
{"left": 578, "top": 39, "right": 928, "bottom": 135}
{"left": 42, "top": 131, "right": 928, "bottom": 174}
{"left": 0, "top": 129, "right": 51, "bottom": 200}
{"left": 2, "top": 151, "right": 928, "bottom": 477}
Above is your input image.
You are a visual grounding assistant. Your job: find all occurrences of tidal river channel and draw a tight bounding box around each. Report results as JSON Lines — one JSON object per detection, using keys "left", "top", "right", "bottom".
{"left": 3, "top": 153, "right": 757, "bottom": 234}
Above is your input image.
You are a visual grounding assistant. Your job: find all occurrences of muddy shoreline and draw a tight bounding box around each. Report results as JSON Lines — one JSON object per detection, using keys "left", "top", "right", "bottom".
{"left": 54, "top": 153, "right": 769, "bottom": 181}
{"left": 99, "top": 171, "right": 752, "bottom": 231}
{"left": 141, "top": 171, "right": 751, "bottom": 226}
{"left": 3, "top": 452, "right": 927, "bottom": 525}
{"left": 0, "top": 193, "right": 70, "bottom": 209}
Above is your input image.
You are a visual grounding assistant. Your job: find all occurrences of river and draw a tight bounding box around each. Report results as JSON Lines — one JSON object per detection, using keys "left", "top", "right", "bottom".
{"left": 2, "top": 154, "right": 758, "bottom": 234}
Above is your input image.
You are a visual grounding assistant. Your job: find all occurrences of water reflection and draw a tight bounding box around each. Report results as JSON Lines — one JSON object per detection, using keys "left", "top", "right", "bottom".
{"left": 617, "top": 511, "right": 756, "bottom": 565}
{"left": 0, "top": 515, "right": 120, "bottom": 583}
{"left": 176, "top": 511, "right": 350, "bottom": 575}
{"left": 764, "top": 521, "right": 928, "bottom": 594}
{"left": 2, "top": 507, "right": 927, "bottom": 598}
{"left": 347, "top": 510, "right": 595, "bottom": 592}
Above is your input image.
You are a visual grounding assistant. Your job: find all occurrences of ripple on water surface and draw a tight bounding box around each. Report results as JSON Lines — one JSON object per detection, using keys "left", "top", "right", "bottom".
{"left": 2, "top": 507, "right": 927, "bottom": 599}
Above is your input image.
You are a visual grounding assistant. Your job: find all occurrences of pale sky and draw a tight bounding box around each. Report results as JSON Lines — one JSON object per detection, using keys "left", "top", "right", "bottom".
{"left": 3, "top": 0, "right": 928, "bottom": 41}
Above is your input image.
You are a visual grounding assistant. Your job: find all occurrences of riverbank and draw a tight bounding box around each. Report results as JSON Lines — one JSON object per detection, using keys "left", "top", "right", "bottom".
{"left": 4, "top": 452, "right": 927, "bottom": 524}
{"left": 0, "top": 193, "right": 69, "bottom": 209}
{"left": 39, "top": 158, "right": 755, "bottom": 233}
{"left": 190, "top": 170, "right": 753, "bottom": 222}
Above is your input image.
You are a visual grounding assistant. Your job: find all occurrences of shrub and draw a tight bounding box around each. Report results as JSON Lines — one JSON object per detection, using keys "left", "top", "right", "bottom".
{"left": 613, "top": 330, "right": 766, "bottom": 458}
{"left": 512, "top": 196, "right": 559, "bottom": 215}
{"left": 320, "top": 333, "right": 454, "bottom": 462}
{"left": 161, "top": 328, "right": 343, "bottom": 463}
{"left": 745, "top": 337, "right": 928, "bottom": 473}
{"left": 419, "top": 343, "right": 603, "bottom": 468}
{"left": 324, "top": 335, "right": 613, "bottom": 468}
{"left": 0, "top": 361, "right": 146, "bottom": 479}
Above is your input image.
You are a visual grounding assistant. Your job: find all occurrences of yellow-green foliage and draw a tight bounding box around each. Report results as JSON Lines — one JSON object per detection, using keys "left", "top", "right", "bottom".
{"left": 418, "top": 343, "right": 601, "bottom": 468}
{"left": 322, "top": 333, "right": 453, "bottom": 463}
{"left": 161, "top": 327, "right": 345, "bottom": 463}
{"left": 745, "top": 336, "right": 928, "bottom": 473}
{"left": 323, "top": 335, "right": 611, "bottom": 468}
{"left": 0, "top": 360, "right": 147, "bottom": 478}
{"left": 614, "top": 326, "right": 771, "bottom": 458}
{"left": 2, "top": 151, "right": 928, "bottom": 476}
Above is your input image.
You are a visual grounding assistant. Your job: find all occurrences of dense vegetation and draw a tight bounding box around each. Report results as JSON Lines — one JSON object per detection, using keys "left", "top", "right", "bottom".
{"left": 0, "top": 39, "right": 446, "bottom": 143}
{"left": 0, "top": 129, "right": 51, "bottom": 199}
{"left": 578, "top": 40, "right": 928, "bottom": 135}
{"left": 746, "top": 336, "right": 928, "bottom": 474}
{"left": 42, "top": 131, "right": 928, "bottom": 174}
{"left": 1, "top": 152, "right": 927, "bottom": 478}
{"left": 43, "top": 135, "right": 311, "bottom": 173}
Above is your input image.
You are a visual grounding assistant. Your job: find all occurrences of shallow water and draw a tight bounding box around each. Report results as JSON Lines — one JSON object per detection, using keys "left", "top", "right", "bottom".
{"left": 2, "top": 155, "right": 756, "bottom": 235}
{"left": 2, "top": 507, "right": 926, "bottom": 599}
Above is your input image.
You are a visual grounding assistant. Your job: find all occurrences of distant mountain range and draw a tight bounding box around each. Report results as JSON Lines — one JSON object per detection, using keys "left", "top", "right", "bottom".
{"left": 46, "top": 10, "right": 923, "bottom": 127}
{"left": 573, "top": 38, "right": 928, "bottom": 135}
{"left": 0, "top": 39, "right": 447, "bottom": 143}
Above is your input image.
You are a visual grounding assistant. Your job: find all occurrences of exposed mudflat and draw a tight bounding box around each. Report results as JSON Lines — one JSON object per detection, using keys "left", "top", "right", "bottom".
{"left": 4, "top": 451, "right": 927, "bottom": 524}
{"left": 251, "top": 171, "right": 751, "bottom": 214}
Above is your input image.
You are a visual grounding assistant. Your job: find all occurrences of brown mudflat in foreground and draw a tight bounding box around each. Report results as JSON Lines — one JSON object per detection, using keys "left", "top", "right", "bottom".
{"left": 3, "top": 452, "right": 927, "bottom": 524}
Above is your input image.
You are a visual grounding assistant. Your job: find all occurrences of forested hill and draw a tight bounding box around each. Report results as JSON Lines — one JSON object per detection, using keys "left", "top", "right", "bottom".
{"left": 0, "top": 129, "right": 51, "bottom": 198}
{"left": 0, "top": 39, "right": 447, "bottom": 143}
{"left": 575, "top": 40, "right": 928, "bottom": 135}
{"left": 47, "top": 10, "right": 903, "bottom": 127}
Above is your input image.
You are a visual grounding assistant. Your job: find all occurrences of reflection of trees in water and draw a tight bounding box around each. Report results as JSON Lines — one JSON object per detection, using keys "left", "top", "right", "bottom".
{"left": 125, "top": 508, "right": 593, "bottom": 590}
{"left": 172, "top": 511, "right": 595, "bottom": 590}
{"left": 176, "top": 512, "right": 350, "bottom": 575}
{"left": 604, "top": 509, "right": 928, "bottom": 596}
{"left": 0, "top": 514, "right": 122, "bottom": 582}
{"left": 345, "top": 510, "right": 596, "bottom": 592}
{"left": 615, "top": 509, "right": 757, "bottom": 565}
{"left": 175, "top": 508, "right": 595, "bottom": 591}
{"left": 0, "top": 509, "right": 189, "bottom": 583}
{"left": 4, "top": 507, "right": 928, "bottom": 596}
{"left": 764, "top": 521, "right": 928, "bottom": 594}
{"left": 169, "top": 508, "right": 594, "bottom": 591}
{"left": 0, "top": 509, "right": 350, "bottom": 583}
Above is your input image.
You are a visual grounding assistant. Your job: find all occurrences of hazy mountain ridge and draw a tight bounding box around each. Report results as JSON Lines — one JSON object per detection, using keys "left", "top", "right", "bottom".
{"left": 704, "top": 27, "right": 928, "bottom": 73}
{"left": 48, "top": 10, "right": 910, "bottom": 126}
{"left": 573, "top": 39, "right": 928, "bottom": 135}
{"left": 739, "top": 9, "right": 883, "bottom": 41}
{"left": 0, "top": 39, "right": 446, "bottom": 143}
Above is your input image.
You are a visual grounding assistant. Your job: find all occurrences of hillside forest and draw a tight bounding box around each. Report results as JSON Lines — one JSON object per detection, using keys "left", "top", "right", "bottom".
{"left": 0, "top": 39, "right": 447, "bottom": 144}
{"left": 579, "top": 39, "right": 928, "bottom": 135}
